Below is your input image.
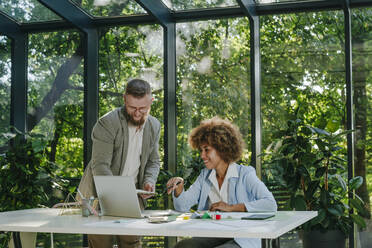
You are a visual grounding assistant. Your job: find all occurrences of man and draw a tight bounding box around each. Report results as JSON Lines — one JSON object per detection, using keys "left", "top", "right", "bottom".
{"left": 77, "top": 79, "right": 161, "bottom": 248}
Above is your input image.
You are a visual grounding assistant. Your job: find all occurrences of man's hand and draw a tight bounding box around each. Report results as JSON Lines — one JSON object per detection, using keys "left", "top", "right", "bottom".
{"left": 140, "top": 182, "right": 155, "bottom": 199}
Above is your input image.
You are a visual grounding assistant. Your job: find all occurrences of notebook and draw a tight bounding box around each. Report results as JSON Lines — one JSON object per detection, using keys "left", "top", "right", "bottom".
{"left": 93, "top": 175, "right": 178, "bottom": 218}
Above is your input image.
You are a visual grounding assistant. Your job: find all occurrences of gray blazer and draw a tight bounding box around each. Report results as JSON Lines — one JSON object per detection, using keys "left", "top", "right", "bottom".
{"left": 77, "top": 107, "right": 161, "bottom": 202}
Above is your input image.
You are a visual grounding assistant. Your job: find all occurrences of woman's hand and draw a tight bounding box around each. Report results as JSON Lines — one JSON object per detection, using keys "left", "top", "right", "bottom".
{"left": 166, "top": 177, "right": 184, "bottom": 197}
{"left": 209, "top": 201, "right": 232, "bottom": 212}
{"left": 209, "top": 202, "right": 247, "bottom": 212}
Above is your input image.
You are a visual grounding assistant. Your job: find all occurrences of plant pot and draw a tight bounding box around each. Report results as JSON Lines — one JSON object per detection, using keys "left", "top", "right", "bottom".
{"left": 301, "top": 230, "right": 346, "bottom": 248}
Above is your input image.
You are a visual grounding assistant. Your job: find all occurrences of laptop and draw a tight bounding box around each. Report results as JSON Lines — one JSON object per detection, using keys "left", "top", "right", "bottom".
{"left": 93, "top": 175, "right": 178, "bottom": 218}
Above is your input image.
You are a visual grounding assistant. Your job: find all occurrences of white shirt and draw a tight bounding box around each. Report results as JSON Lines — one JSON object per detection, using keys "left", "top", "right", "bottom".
{"left": 121, "top": 122, "right": 145, "bottom": 185}
{"left": 208, "top": 163, "right": 238, "bottom": 205}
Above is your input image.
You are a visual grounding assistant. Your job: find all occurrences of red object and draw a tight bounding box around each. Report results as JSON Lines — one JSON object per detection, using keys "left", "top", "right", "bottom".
{"left": 215, "top": 214, "right": 221, "bottom": 220}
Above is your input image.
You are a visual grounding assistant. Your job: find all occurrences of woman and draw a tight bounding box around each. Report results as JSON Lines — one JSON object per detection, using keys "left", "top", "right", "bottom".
{"left": 166, "top": 117, "right": 277, "bottom": 248}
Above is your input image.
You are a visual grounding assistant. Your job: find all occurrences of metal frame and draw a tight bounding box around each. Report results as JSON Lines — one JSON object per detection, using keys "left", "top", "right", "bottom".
{"left": 134, "top": 0, "right": 177, "bottom": 178}
{"left": 0, "top": 12, "right": 28, "bottom": 134}
{"left": 237, "top": 0, "right": 262, "bottom": 177}
{"left": 133, "top": 2, "right": 177, "bottom": 246}
{"left": 343, "top": 1, "right": 356, "bottom": 247}
{"left": 0, "top": 0, "right": 368, "bottom": 32}
{"left": 1, "top": 0, "right": 371, "bottom": 247}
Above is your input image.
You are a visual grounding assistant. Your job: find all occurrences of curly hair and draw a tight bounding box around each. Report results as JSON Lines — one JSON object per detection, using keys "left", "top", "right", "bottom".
{"left": 188, "top": 117, "right": 244, "bottom": 164}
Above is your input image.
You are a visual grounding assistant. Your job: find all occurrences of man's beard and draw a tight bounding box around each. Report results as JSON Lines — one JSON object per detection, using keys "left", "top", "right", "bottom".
{"left": 123, "top": 107, "right": 146, "bottom": 126}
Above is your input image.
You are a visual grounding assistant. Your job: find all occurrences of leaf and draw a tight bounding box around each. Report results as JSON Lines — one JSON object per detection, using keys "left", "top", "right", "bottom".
{"left": 350, "top": 214, "right": 366, "bottom": 229}
{"left": 335, "top": 174, "right": 347, "bottom": 192}
{"left": 310, "top": 208, "right": 326, "bottom": 225}
{"left": 349, "top": 198, "right": 363, "bottom": 211}
{"left": 305, "top": 180, "right": 319, "bottom": 199}
{"left": 327, "top": 205, "right": 343, "bottom": 216}
{"left": 334, "top": 130, "right": 354, "bottom": 139}
{"left": 311, "top": 127, "right": 330, "bottom": 136}
{"left": 1, "top": 132, "right": 16, "bottom": 140}
{"left": 349, "top": 198, "right": 369, "bottom": 217}
{"left": 315, "top": 167, "right": 327, "bottom": 178}
{"left": 326, "top": 119, "right": 339, "bottom": 133}
{"left": 349, "top": 176, "right": 363, "bottom": 190}
{"left": 297, "top": 165, "right": 310, "bottom": 178}
{"left": 292, "top": 195, "right": 307, "bottom": 211}
{"left": 320, "top": 189, "right": 329, "bottom": 207}
{"left": 31, "top": 139, "right": 46, "bottom": 153}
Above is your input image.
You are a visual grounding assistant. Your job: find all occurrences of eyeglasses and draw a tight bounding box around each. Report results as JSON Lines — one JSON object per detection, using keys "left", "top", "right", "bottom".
{"left": 126, "top": 105, "right": 149, "bottom": 114}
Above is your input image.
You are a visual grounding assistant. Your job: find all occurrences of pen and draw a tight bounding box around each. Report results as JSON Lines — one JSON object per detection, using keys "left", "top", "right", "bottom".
{"left": 77, "top": 188, "right": 99, "bottom": 216}
{"left": 167, "top": 181, "right": 182, "bottom": 190}
{"left": 77, "top": 188, "right": 85, "bottom": 199}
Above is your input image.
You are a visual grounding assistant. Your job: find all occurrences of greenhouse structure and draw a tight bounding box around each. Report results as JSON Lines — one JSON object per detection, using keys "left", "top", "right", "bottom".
{"left": 0, "top": 0, "right": 371, "bottom": 248}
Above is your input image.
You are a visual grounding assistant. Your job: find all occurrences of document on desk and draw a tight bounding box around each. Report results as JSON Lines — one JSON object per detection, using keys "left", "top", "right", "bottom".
{"left": 181, "top": 219, "right": 274, "bottom": 231}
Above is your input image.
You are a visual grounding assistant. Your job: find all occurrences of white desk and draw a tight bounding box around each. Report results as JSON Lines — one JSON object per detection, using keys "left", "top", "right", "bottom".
{"left": 0, "top": 208, "right": 316, "bottom": 240}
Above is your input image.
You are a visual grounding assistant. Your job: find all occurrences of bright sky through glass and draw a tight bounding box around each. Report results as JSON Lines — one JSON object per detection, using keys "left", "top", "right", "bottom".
{"left": 162, "top": 0, "right": 238, "bottom": 11}
{"left": 70, "top": 0, "right": 146, "bottom": 17}
{"left": 0, "top": 0, "right": 61, "bottom": 23}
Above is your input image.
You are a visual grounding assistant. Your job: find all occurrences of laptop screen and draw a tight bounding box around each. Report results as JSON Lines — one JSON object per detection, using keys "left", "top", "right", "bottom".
{"left": 93, "top": 176, "right": 142, "bottom": 218}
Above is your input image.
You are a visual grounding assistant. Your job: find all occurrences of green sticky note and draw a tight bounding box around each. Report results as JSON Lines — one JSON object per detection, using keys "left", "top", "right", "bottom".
{"left": 202, "top": 212, "right": 211, "bottom": 219}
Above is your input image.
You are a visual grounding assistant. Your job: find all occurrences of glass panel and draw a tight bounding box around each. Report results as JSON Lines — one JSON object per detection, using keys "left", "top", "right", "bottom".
{"left": 353, "top": 8, "right": 372, "bottom": 248}
{"left": 98, "top": 24, "right": 164, "bottom": 210}
{"left": 71, "top": 0, "right": 146, "bottom": 17}
{"left": 28, "top": 30, "right": 84, "bottom": 246}
{"left": 177, "top": 18, "right": 251, "bottom": 183}
{"left": 28, "top": 30, "right": 84, "bottom": 193}
{"left": 163, "top": 0, "right": 238, "bottom": 11}
{"left": 256, "top": 0, "right": 324, "bottom": 3}
{"left": 261, "top": 11, "right": 347, "bottom": 247}
{"left": 0, "top": 0, "right": 61, "bottom": 23}
{"left": 0, "top": 36, "right": 11, "bottom": 146}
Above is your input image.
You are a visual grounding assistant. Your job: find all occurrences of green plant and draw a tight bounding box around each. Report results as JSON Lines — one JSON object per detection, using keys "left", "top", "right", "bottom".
{"left": 262, "top": 116, "right": 368, "bottom": 236}
{"left": 0, "top": 129, "right": 66, "bottom": 246}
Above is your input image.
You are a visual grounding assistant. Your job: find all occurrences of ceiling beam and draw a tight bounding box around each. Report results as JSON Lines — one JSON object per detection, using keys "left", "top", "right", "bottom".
{"left": 37, "top": 0, "right": 94, "bottom": 32}
{"left": 237, "top": 0, "right": 257, "bottom": 17}
{"left": 255, "top": 0, "right": 342, "bottom": 15}
{"left": 4, "top": 0, "right": 372, "bottom": 33}
{"left": 0, "top": 12, "right": 22, "bottom": 38}
{"left": 134, "top": 0, "right": 173, "bottom": 26}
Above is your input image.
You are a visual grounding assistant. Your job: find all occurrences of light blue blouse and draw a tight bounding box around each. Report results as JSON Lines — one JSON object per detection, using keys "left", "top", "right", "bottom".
{"left": 172, "top": 163, "right": 278, "bottom": 248}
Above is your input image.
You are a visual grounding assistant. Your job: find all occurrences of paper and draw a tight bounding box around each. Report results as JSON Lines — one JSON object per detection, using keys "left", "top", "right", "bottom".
{"left": 136, "top": 189, "right": 156, "bottom": 195}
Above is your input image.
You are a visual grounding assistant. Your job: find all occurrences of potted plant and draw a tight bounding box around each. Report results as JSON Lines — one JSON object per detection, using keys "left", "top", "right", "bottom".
{"left": 262, "top": 114, "right": 368, "bottom": 248}
{"left": 0, "top": 130, "right": 64, "bottom": 247}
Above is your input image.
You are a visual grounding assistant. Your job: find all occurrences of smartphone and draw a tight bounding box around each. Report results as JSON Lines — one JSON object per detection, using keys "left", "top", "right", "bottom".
{"left": 241, "top": 214, "right": 275, "bottom": 220}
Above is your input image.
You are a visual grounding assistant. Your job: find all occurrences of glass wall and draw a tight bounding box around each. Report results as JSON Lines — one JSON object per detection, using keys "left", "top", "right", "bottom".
{"left": 0, "top": 0, "right": 61, "bottom": 23}
{"left": 98, "top": 24, "right": 164, "bottom": 205}
{"left": 261, "top": 11, "right": 346, "bottom": 247}
{"left": 176, "top": 18, "right": 251, "bottom": 182}
{"left": 28, "top": 31, "right": 84, "bottom": 180}
{"left": 1, "top": 2, "right": 372, "bottom": 248}
{"left": 163, "top": 0, "right": 238, "bottom": 10}
{"left": 28, "top": 30, "right": 84, "bottom": 247}
{"left": 352, "top": 8, "right": 372, "bottom": 248}
{"left": 98, "top": 24, "right": 165, "bottom": 247}
{"left": 0, "top": 36, "right": 10, "bottom": 147}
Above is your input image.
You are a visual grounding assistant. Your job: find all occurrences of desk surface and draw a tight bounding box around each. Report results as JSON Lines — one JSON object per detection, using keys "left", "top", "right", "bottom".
{"left": 0, "top": 208, "right": 317, "bottom": 239}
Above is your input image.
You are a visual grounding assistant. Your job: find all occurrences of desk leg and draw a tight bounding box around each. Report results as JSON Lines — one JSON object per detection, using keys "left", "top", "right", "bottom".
{"left": 83, "top": 234, "right": 88, "bottom": 247}
{"left": 13, "top": 232, "right": 22, "bottom": 248}
{"left": 262, "top": 238, "right": 280, "bottom": 248}
{"left": 165, "top": 237, "right": 177, "bottom": 248}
